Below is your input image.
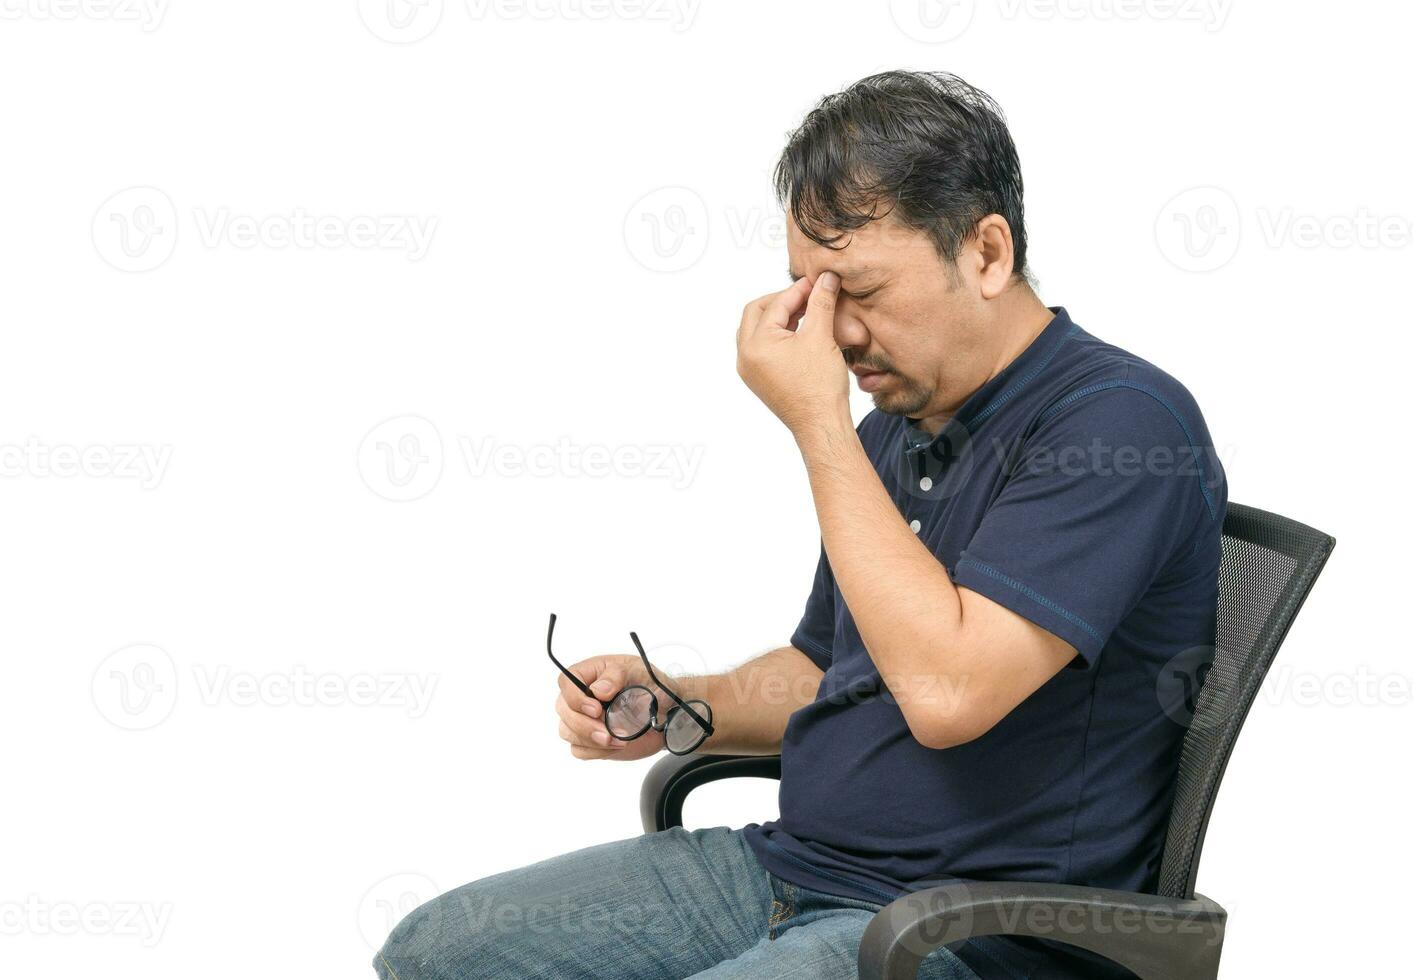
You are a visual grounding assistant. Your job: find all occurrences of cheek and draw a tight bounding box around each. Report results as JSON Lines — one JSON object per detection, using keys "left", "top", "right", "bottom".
{"left": 887, "top": 297, "right": 953, "bottom": 354}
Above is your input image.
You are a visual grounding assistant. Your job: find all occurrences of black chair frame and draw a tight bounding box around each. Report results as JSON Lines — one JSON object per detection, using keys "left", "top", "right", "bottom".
{"left": 639, "top": 503, "right": 1335, "bottom": 979}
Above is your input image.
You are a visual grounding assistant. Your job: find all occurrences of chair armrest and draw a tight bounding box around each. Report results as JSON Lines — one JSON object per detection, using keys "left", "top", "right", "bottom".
{"left": 858, "top": 881, "right": 1226, "bottom": 980}
{"left": 640, "top": 752, "right": 782, "bottom": 833}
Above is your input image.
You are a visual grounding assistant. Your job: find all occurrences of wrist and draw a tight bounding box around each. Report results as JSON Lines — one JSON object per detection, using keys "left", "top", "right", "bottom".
{"left": 621, "top": 655, "right": 697, "bottom": 703}
{"left": 793, "top": 406, "right": 858, "bottom": 461}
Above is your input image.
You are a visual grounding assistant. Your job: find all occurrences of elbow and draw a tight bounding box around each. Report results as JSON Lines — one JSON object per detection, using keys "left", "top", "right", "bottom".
{"left": 904, "top": 705, "right": 996, "bottom": 752}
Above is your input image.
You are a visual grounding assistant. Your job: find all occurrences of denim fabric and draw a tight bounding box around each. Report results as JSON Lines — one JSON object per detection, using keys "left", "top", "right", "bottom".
{"left": 374, "top": 825, "right": 976, "bottom": 980}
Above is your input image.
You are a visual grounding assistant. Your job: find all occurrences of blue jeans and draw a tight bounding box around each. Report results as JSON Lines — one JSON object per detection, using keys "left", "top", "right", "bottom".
{"left": 374, "top": 825, "right": 976, "bottom": 979}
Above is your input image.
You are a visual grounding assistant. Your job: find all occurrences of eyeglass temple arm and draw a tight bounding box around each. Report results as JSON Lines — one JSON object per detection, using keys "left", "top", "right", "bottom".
{"left": 630, "top": 631, "right": 714, "bottom": 734}
{"left": 547, "top": 613, "right": 600, "bottom": 702}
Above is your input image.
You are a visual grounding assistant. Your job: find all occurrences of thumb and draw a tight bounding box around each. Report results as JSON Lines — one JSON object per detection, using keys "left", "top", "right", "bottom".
{"left": 798, "top": 271, "right": 839, "bottom": 338}
{"left": 590, "top": 665, "right": 625, "bottom": 699}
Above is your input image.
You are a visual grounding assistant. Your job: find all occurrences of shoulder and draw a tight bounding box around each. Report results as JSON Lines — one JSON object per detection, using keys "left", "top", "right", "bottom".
{"left": 1027, "top": 331, "right": 1227, "bottom": 523}
{"left": 1039, "top": 331, "right": 1215, "bottom": 451}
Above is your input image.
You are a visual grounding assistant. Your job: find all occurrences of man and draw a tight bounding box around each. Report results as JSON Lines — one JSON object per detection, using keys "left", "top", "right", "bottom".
{"left": 376, "top": 70, "right": 1225, "bottom": 980}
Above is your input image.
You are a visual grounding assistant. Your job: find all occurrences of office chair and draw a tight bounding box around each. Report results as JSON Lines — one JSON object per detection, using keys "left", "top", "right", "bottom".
{"left": 640, "top": 503, "right": 1335, "bottom": 979}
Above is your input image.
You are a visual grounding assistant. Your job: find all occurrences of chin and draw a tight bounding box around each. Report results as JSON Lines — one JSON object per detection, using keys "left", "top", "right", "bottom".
{"left": 873, "top": 389, "right": 931, "bottom": 418}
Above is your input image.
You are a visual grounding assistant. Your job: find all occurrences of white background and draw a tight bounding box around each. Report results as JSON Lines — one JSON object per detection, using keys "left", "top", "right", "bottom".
{"left": 1, "top": 1, "right": 1405, "bottom": 977}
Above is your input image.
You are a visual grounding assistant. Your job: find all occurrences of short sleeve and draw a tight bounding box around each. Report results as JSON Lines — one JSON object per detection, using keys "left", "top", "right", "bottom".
{"left": 952, "top": 382, "right": 1220, "bottom": 667}
{"left": 790, "top": 543, "right": 836, "bottom": 671}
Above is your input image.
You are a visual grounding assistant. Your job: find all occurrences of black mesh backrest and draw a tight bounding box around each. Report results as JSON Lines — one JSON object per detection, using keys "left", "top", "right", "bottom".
{"left": 1156, "top": 503, "right": 1335, "bottom": 899}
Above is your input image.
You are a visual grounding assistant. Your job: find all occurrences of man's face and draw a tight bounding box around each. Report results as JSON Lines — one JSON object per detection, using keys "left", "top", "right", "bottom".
{"left": 786, "top": 211, "right": 982, "bottom": 420}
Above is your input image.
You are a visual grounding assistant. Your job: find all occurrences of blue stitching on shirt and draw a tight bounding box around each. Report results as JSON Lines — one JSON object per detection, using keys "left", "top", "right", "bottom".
{"left": 956, "top": 557, "right": 1102, "bottom": 643}
{"left": 790, "top": 631, "right": 834, "bottom": 670}
{"left": 791, "top": 632, "right": 833, "bottom": 659}
{"left": 1035, "top": 378, "right": 1217, "bottom": 521}
{"left": 969, "top": 323, "right": 1079, "bottom": 427}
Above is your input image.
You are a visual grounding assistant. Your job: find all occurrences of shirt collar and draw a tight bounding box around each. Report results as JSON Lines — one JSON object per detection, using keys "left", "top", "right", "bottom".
{"left": 899, "top": 307, "right": 1076, "bottom": 487}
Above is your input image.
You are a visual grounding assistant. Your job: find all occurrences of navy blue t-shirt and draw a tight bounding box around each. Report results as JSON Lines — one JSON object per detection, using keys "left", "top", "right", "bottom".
{"left": 741, "top": 308, "right": 1226, "bottom": 979}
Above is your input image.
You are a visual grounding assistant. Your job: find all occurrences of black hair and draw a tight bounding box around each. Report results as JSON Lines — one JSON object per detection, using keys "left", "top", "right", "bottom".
{"left": 774, "top": 70, "right": 1029, "bottom": 280}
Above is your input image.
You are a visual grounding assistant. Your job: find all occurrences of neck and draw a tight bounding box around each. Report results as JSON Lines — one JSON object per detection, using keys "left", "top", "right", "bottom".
{"left": 913, "top": 288, "right": 1055, "bottom": 436}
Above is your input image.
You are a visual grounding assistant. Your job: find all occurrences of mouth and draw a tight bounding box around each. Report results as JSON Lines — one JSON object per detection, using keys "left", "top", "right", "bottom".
{"left": 851, "top": 365, "right": 890, "bottom": 393}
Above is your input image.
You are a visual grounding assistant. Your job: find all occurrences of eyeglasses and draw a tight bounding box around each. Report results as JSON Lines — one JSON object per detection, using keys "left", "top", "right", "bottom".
{"left": 546, "top": 613, "right": 714, "bottom": 756}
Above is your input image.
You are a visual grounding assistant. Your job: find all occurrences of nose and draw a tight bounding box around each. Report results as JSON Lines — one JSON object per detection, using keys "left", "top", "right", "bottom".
{"left": 833, "top": 307, "right": 870, "bottom": 352}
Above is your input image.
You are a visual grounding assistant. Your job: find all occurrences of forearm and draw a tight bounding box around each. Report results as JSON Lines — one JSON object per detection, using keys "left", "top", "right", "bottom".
{"left": 668, "top": 646, "right": 823, "bottom": 755}
{"left": 794, "top": 417, "right": 980, "bottom": 743}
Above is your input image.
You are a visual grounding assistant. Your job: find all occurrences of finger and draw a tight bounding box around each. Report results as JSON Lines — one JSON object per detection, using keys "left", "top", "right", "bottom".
{"left": 760, "top": 277, "right": 812, "bottom": 334}
{"left": 558, "top": 659, "right": 615, "bottom": 715}
{"left": 797, "top": 271, "right": 839, "bottom": 338}
{"left": 588, "top": 665, "right": 626, "bottom": 703}
{"left": 785, "top": 302, "right": 808, "bottom": 333}
{"left": 737, "top": 291, "right": 776, "bottom": 348}
{"left": 569, "top": 743, "right": 618, "bottom": 761}
{"left": 742, "top": 278, "right": 810, "bottom": 344}
{"left": 556, "top": 668, "right": 598, "bottom": 714}
{"left": 556, "top": 697, "right": 604, "bottom": 744}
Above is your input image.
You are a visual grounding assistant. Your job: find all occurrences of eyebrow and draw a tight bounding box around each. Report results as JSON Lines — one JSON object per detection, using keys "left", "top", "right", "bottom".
{"left": 786, "top": 265, "right": 884, "bottom": 284}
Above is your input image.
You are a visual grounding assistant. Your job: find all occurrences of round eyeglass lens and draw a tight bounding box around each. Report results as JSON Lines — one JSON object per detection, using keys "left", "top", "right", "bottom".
{"left": 606, "top": 686, "right": 654, "bottom": 739}
{"left": 664, "top": 700, "right": 712, "bottom": 754}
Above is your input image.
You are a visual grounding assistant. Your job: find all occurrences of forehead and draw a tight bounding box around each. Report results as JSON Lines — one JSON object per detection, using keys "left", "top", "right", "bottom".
{"left": 785, "top": 211, "right": 937, "bottom": 280}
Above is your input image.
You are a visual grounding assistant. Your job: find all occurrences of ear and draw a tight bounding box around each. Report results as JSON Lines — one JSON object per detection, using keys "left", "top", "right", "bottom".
{"left": 972, "top": 214, "right": 1017, "bottom": 300}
